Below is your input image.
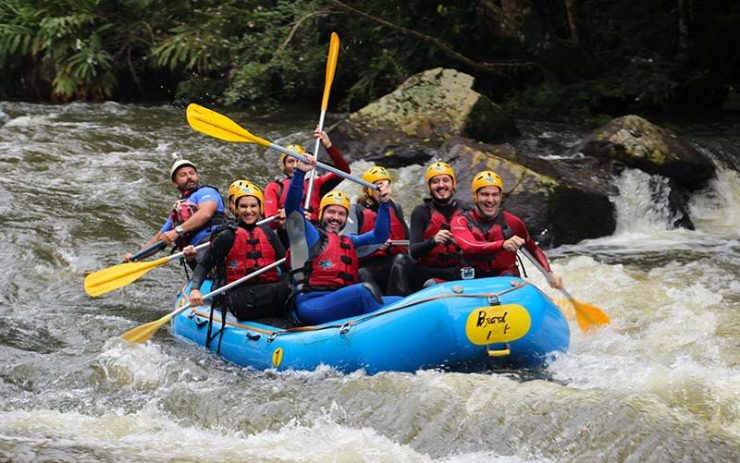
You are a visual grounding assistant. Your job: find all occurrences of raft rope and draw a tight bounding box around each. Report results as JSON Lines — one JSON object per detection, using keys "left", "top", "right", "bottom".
{"left": 188, "top": 280, "right": 532, "bottom": 341}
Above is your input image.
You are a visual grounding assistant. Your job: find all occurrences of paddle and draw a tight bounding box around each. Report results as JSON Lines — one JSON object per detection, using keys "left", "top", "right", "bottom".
{"left": 186, "top": 104, "right": 378, "bottom": 191}
{"left": 84, "top": 216, "right": 278, "bottom": 297}
{"left": 519, "top": 248, "right": 610, "bottom": 333}
{"left": 305, "top": 32, "right": 341, "bottom": 210}
{"left": 120, "top": 257, "right": 287, "bottom": 343}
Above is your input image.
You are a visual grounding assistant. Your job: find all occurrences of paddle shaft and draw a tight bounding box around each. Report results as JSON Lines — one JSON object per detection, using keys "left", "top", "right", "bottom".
{"left": 304, "top": 110, "right": 327, "bottom": 210}
{"left": 519, "top": 248, "right": 574, "bottom": 300}
{"left": 131, "top": 215, "right": 277, "bottom": 263}
{"left": 269, "top": 142, "right": 377, "bottom": 191}
{"left": 131, "top": 241, "right": 165, "bottom": 262}
{"left": 171, "top": 257, "right": 287, "bottom": 318}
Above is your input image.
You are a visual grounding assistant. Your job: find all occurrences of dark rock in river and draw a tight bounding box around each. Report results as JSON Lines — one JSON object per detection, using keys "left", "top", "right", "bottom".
{"left": 580, "top": 115, "right": 716, "bottom": 188}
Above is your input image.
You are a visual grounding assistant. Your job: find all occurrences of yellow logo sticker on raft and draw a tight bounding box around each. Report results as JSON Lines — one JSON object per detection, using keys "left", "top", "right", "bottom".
{"left": 465, "top": 304, "right": 531, "bottom": 345}
{"left": 271, "top": 347, "right": 284, "bottom": 368}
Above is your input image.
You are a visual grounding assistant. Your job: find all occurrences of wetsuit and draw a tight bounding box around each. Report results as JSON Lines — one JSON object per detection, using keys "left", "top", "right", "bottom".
{"left": 190, "top": 222, "right": 289, "bottom": 320}
{"left": 408, "top": 198, "right": 468, "bottom": 289}
{"left": 285, "top": 170, "right": 401, "bottom": 325}
{"left": 451, "top": 208, "right": 551, "bottom": 277}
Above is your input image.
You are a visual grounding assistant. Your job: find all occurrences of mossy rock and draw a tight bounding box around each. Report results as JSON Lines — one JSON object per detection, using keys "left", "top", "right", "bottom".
{"left": 581, "top": 115, "right": 715, "bottom": 188}
{"left": 341, "top": 68, "right": 518, "bottom": 146}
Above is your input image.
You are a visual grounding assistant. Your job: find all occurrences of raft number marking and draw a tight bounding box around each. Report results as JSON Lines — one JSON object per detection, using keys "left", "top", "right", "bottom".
{"left": 272, "top": 347, "right": 284, "bottom": 368}
{"left": 465, "top": 304, "right": 531, "bottom": 345}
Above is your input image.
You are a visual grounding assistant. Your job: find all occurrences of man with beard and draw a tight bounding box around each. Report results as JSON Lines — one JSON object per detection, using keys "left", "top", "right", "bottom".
{"left": 285, "top": 154, "right": 401, "bottom": 325}
{"left": 122, "top": 158, "right": 226, "bottom": 267}
{"left": 408, "top": 161, "right": 468, "bottom": 289}
{"left": 451, "top": 170, "right": 563, "bottom": 288}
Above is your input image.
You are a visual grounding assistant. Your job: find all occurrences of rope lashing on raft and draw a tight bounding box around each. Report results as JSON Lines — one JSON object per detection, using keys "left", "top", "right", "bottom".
{"left": 187, "top": 281, "right": 532, "bottom": 340}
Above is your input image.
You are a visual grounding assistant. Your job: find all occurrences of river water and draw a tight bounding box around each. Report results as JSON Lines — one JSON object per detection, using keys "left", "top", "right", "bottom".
{"left": 0, "top": 102, "right": 738, "bottom": 462}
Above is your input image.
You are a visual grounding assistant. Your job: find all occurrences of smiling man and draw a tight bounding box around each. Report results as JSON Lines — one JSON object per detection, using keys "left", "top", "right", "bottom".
{"left": 123, "top": 158, "right": 225, "bottom": 266}
{"left": 284, "top": 154, "right": 401, "bottom": 325}
{"left": 450, "top": 170, "right": 563, "bottom": 288}
{"left": 408, "top": 161, "right": 468, "bottom": 289}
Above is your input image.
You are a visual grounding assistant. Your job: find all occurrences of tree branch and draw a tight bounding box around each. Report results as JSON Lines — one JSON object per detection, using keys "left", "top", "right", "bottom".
{"left": 276, "top": 10, "right": 331, "bottom": 55}
{"left": 329, "top": 0, "right": 536, "bottom": 74}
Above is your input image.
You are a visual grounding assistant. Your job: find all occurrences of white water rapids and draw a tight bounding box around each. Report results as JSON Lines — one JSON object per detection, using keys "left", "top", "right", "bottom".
{"left": 0, "top": 102, "right": 737, "bottom": 462}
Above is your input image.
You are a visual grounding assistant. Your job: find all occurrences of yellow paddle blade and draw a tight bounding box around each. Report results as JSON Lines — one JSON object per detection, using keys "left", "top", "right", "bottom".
{"left": 572, "top": 299, "right": 611, "bottom": 333}
{"left": 553, "top": 298, "right": 575, "bottom": 320}
{"left": 186, "top": 104, "right": 270, "bottom": 146}
{"left": 84, "top": 257, "right": 170, "bottom": 297}
{"left": 120, "top": 311, "right": 177, "bottom": 343}
{"left": 321, "top": 33, "right": 340, "bottom": 110}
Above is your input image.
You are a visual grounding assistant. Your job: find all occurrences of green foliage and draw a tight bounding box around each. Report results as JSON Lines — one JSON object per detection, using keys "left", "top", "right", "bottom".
{"left": 0, "top": 0, "right": 737, "bottom": 118}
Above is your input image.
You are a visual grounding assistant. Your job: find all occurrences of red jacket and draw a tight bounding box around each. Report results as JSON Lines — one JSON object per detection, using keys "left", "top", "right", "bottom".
{"left": 264, "top": 145, "right": 350, "bottom": 224}
{"left": 451, "top": 208, "right": 551, "bottom": 277}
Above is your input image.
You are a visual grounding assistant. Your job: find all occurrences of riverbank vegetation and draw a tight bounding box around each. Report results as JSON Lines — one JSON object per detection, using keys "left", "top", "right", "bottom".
{"left": 1, "top": 0, "right": 737, "bottom": 120}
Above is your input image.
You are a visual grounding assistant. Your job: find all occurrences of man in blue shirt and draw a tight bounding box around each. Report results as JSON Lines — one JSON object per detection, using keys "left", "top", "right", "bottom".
{"left": 123, "top": 159, "right": 225, "bottom": 266}
{"left": 286, "top": 154, "right": 401, "bottom": 325}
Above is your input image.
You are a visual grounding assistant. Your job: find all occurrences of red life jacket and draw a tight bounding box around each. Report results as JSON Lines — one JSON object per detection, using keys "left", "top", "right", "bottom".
{"left": 294, "top": 231, "right": 358, "bottom": 291}
{"left": 269, "top": 176, "right": 319, "bottom": 221}
{"left": 356, "top": 202, "right": 408, "bottom": 259}
{"left": 462, "top": 209, "right": 520, "bottom": 276}
{"left": 169, "top": 185, "right": 226, "bottom": 247}
{"left": 223, "top": 225, "right": 280, "bottom": 284}
{"left": 417, "top": 204, "right": 463, "bottom": 268}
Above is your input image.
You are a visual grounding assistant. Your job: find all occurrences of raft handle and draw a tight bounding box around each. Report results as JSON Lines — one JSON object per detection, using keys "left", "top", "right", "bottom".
{"left": 339, "top": 322, "right": 351, "bottom": 335}
{"left": 246, "top": 332, "right": 261, "bottom": 341}
{"left": 194, "top": 316, "right": 208, "bottom": 328}
{"left": 267, "top": 332, "right": 278, "bottom": 343}
{"left": 486, "top": 343, "right": 510, "bottom": 357}
{"left": 487, "top": 295, "right": 501, "bottom": 305}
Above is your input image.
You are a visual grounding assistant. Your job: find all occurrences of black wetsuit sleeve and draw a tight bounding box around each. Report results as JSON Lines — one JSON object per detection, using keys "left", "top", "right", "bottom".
{"left": 409, "top": 205, "right": 436, "bottom": 258}
{"left": 190, "top": 229, "right": 235, "bottom": 290}
{"left": 264, "top": 226, "right": 286, "bottom": 261}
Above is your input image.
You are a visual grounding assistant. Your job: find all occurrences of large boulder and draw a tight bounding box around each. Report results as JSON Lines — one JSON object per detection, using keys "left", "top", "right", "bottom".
{"left": 580, "top": 115, "right": 715, "bottom": 188}
{"left": 335, "top": 68, "right": 518, "bottom": 165}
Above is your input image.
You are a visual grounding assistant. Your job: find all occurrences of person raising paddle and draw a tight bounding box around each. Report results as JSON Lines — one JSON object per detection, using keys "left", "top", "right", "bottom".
{"left": 451, "top": 170, "right": 563, "bottom": 288}
{"left": 285, "top": 154, "right": 401, "bottom": 325}
{"left": 123, "top": 158, "right": 226, "bottom": 267}
{"left": 188, "top": 181, "right": 289, "bottom": 320}
{"left": 263, "top": 127, "right": 350, "bottom": 245}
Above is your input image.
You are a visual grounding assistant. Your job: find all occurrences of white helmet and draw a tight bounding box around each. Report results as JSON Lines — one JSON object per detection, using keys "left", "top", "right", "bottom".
{"left": 170, "top": 159, "right": 197, "bottom": 180}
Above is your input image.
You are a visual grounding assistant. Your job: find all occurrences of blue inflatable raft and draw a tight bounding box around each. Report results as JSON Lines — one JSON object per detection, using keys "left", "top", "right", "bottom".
{"left": 171, "top": 277, "right": 570, "bottom": 374}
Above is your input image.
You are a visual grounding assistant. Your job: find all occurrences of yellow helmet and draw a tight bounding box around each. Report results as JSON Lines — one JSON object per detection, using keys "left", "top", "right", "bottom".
{"left": 281, "top": 144, "right": 306, "bottom": 164}
{"left": 232, "top": 181, "right": 264, "bottom": 214}
{"left": 471, "top": 171, "right": 504, "bottom": 201}
{"left": 319, "top": 191, "right": 351, "bottom": 218}
{"left": 424, "top": 161, "right": 456, "bottom": 189}
{"left": 227, "top": 179, "right": 249, "bottom": 200}
{"left": 361, "top": 166, "right": 391, "bottom": 196}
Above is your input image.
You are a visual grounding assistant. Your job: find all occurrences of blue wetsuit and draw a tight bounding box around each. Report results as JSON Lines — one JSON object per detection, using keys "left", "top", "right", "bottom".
{"left": 286, "top": 170, "right": 402, "bottom": 324}
{"left": 160, "top": 186, "right": 226, "bottom": 246}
